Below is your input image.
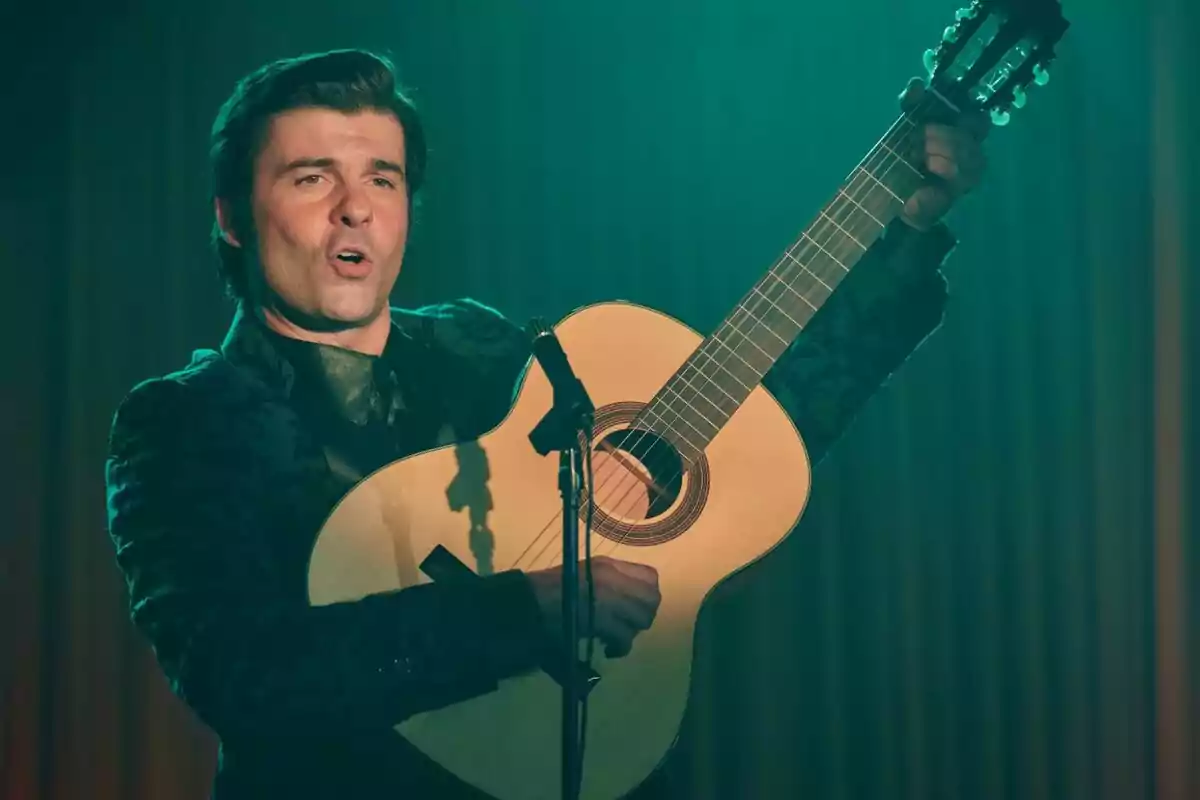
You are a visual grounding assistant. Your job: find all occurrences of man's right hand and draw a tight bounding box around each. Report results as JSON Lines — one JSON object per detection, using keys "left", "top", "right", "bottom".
{"left": 525, "top": 556, "right": 661, "bottom": 659}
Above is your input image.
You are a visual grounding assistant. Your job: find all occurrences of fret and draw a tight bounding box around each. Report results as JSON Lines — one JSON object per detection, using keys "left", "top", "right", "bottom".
{"left": 726, "top": 304, "right": 791, "bottom": 355}
{"left": 837, "top": 187, "right": 885, "bottom": 228}
{"left": 854, "top": 166, "right": 904, "bottom": 207}
{"left": 692, "top": 333, "right": 763, "bottom": 389}
{"left": 742, "top": 290, "right": 797, "bottom": 343}
{"left": 817, "top": 208, "right": 868, "bottom": 252}
{"left": 637, "top": 408, "right": 703, "bottom": 466}
{"left": 720, "top": 307, "right": 791, "bottom": 363}
{"left": 749, "top": 286, "right": 802, "bottom": 330}
{"left": 658, "top": 383, "right": 722, "bottom": 434}
{"left": 665, "top": 370, "right": 737, "bottom": 418}
{"left": 813, "top": 191, "right": 884, "bottom": 264}
{"left": 795, "top": 231, "right": 851, "bottom": 278}
{"left": 636, "top": 112, "right": 925, "bottom": 456}
{"left": 878, "top": 141, "right": 924, "bottom": 180}
{"left": 771, "top": 255, "right": 833, "bottom": 322}
{"left": 673, "top": 360, "right": 741, "bottom": 409}
{"left": 862, "top": 139, "right": 924, "bottom": 207}
{"left": 654, "top": 400, "right": 713, "bottom": 442}
{"left": 775, "top": 254, "right": 832, "bottom": 296}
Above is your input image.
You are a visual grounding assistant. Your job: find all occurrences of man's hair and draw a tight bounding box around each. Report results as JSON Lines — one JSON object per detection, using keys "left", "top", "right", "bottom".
{"left": 208, "top": 49, "right": 427, "bottom": 301}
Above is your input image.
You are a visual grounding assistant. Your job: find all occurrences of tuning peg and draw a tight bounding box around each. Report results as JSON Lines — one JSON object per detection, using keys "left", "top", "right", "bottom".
{"left": 1012, "top": 87, "right": 1027, "bottom": 109}
{"left": 955, "top": 5, "right": 975, "bottom": 20}
{"left": 990, "top": 107, "right": 1012, "bottom": 126}
{"left": 943, "top": 25, "right": 959, "bottom": 43}
{"left": 923, "top": 48, "right": 937, "bottom": 76}
{"left": 1033, "top": 64, "right": 1050, "bottom": 86}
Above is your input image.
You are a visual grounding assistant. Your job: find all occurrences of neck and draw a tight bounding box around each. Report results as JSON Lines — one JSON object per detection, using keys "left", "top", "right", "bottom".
{"left": 255, "top": 304, "right": 392, "bottom": 356}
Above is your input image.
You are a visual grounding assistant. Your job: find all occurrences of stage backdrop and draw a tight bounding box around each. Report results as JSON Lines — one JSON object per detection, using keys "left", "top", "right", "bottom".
{"left": 2, "top": 1, "right": 1195, "bottom": 798}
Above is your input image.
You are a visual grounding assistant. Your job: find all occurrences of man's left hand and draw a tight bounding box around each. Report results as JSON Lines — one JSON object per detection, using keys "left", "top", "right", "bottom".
{"left": 897, "top": 77, "right": 990, "bottom": 231}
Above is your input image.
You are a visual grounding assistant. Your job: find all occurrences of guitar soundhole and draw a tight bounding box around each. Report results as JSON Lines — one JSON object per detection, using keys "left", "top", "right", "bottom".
{"left": 585, "top": 402, "right": 709, "bottom": 547}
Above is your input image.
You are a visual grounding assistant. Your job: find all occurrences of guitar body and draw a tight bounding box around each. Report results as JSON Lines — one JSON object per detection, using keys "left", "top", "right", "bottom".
{"left": 308, "top": 301, "right": 812, "bottom": 799}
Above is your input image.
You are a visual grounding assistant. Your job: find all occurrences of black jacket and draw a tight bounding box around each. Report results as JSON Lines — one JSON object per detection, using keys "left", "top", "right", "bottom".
{"left": 105, "top": 220, "right": 955, "bottom": 797}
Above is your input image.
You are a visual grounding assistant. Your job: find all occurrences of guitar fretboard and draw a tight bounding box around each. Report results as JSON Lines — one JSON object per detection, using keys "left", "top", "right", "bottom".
{"left": 638, "top": 112, "right": 929, "bottom": 463}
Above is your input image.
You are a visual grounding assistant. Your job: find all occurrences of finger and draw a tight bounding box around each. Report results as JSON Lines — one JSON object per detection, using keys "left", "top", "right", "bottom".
{"left": 589, "top": 560, "right": 661, "bottom": 618}
{"left": 598, "top": 605, "right": 650, "bottom": 658}
{"left": 922, "top": 123, "right": 977, "bottom": 159}
{"left": 903, "top": 186, "right": 952, "bottom": 229}
{"left": 582, "top": 588, "right": 652, "bottom": 633}
{"left": 899, "top": 76, "right": 926, "bottom": 113}
{"left": 594, "top": 578, "right": 656, "bottom": 628}
{"left": 614, "top": 593, "right": 657, "bottom": 631}
{"left": 919, "top": 123, "right": 983, "bottom": 163}
{"left": 923, "top": 129, "right": 985, "bottom": 186}
{"left": 925, "top": 153, "right": 960, "bottom": 185}
{"left": 596, "top": 611, "right": 638, "bottom": 656}
{"left": 604, "top": 562, "right": 661, "bottom": 604}
{"left": 925, "top": 143, "right": 984, "bottom": 192}
{"left": 603, "top": 558, "right": 658, "bottom": 585}
{"left": 619, "top": 573, "right": 663, "bottom": 614}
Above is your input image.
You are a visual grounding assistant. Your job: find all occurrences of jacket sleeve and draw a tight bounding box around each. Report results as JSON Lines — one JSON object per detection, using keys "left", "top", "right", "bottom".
{"left": 105, "top": 375, "right": 547, "bottom": 741}
{"left": 762, "top": 218, "right": 956, "bottom": 466}
{"left": 412, "top": 297, "right": 535, "bottom": 439}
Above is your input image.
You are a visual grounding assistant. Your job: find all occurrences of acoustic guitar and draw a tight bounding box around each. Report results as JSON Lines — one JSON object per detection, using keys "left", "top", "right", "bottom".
{"left": 307, "top": 2, "right": 1069, "bottom": 798}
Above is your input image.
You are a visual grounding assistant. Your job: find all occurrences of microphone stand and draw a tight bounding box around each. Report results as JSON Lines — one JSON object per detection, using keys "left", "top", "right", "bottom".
{"left": 528, "top": 321, "right": 596, "bottom": 800}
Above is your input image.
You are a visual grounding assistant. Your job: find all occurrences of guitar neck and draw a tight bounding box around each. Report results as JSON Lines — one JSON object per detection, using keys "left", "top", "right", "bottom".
{"left": 638, "top": 111, "right": 929, "bottom": 462}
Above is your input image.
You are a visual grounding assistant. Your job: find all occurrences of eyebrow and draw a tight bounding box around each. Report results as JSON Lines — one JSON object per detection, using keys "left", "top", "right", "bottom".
{"left": 277, "top": 157, "right": 406, "bottom": 178}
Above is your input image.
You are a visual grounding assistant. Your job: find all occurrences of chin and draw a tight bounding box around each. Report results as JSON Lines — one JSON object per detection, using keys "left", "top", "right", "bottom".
{"left": 319, "top": 292, "right": 388, "bottom": 327}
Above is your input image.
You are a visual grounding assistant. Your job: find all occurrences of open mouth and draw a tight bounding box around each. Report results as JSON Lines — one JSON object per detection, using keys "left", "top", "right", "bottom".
{"left": 329, "top": 247, "right": 373, "bottom": 278}
{"left": 335, "top": 249, "right": 367, "bottom": 264}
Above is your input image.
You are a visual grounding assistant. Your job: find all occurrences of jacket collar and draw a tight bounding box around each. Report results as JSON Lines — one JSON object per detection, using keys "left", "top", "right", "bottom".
{"left": 218, "top": 303, "right": 417, "bottom": 427}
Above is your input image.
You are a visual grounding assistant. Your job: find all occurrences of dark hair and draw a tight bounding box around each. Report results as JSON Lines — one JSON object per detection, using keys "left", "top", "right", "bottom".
{"left": 208, "top": 49, "right": 426, "bottom": 301}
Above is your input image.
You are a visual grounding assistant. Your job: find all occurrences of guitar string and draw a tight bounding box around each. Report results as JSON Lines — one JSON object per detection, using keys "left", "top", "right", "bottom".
{"left": 507, "top": 96, "right": 932, "bottom": 575}
{"left": 589, "top": 5, "right": 1046, "bottom": 562}
{"left": 591, "top": 110, "right": 926, "bottom": 560}
{"left": 516, "top": 108, "right": 924, "bottom": 576}
{"left": 549, "top": 4, "right": 1052, "bottom": 573}
{"left": 509, "top": 103, "right": 926, "bottom": 575}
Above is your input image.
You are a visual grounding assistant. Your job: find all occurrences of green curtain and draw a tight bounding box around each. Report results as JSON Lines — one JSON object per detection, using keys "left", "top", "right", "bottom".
{"left": 3, "top": 1, "right": 1193, "bottom": 798}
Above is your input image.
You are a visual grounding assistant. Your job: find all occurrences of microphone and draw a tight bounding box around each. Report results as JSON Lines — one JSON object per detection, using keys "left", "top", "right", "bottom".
{"left": 527, "top": 319, "right": 594, "bottom": 455}
{"left": 529, "top": 319, "right": 592, "bottom": 410}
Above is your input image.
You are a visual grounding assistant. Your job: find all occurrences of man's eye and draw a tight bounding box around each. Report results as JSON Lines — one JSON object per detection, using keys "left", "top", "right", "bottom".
{"left": 295, "top": 174, "right": 323, "bottom": 186}
{"left": 372, "top": 177, "right": 397, "bottom": 189}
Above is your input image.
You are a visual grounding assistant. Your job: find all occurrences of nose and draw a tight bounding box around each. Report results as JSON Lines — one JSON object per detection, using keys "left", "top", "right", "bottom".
{"left": 333, "top": 185, "right": 372, "bottom": 228}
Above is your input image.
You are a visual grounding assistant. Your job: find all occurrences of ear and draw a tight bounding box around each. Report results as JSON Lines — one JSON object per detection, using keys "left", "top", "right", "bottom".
{"left": 214, "top": 197, "right": 243, "bottom": 248}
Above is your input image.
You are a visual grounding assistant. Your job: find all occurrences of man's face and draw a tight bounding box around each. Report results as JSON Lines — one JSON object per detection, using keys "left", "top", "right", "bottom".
{"left": 236, "top": 107, "right": 410, "bottom": 329}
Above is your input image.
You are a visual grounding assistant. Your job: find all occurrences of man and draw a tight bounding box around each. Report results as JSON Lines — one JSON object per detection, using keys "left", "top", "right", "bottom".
{"left": 105, "top": 49, "right": 984, "bottom": 798}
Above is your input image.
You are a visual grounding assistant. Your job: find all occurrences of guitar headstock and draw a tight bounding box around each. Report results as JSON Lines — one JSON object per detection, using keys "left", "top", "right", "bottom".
{"left": 923, "top": 0, "right": 1070, "bottom": 126}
